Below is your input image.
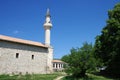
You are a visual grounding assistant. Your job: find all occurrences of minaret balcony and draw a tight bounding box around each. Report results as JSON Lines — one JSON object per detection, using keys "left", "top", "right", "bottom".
{"left": 44, "top": 23, "right": 52, "bottom": 29}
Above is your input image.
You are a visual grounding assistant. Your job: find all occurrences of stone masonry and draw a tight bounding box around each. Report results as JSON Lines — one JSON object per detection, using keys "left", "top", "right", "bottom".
{"left": 0, "top": 40, "right": 53, "bottom": 74}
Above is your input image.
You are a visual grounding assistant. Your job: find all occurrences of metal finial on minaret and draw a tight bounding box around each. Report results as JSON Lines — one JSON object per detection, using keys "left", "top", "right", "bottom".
{"left": 43, "top": 8, "right": 52, "bottom": 46}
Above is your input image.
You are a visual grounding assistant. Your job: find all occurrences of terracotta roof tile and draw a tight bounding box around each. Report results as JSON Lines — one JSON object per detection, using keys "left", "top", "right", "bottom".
{"left": 52, "top": 60, "right": 65, "bottom": 63}
{"left": 0, "top": 35, "right": 48, "bottom": 48}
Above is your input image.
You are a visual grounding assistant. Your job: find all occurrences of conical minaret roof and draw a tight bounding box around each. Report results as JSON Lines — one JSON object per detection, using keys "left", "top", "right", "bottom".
{"left": 46, "top": 8, "right": 50, "bottom": 17}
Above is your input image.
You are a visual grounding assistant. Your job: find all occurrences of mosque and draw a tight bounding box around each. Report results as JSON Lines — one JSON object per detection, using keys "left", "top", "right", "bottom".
{"left": 0, "top": 9, "right": 53, "bottom": 74}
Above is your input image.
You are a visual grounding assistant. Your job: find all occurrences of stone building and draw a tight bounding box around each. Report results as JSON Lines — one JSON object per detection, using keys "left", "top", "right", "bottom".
{"left": 0, "top": 9, "right": 53, "bottom": 74}
{"left": 52, "top": 59, "right": 66, "bottom": 72}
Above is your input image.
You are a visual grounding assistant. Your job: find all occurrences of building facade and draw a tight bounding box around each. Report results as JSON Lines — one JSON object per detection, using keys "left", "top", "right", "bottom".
{"left": 0, "top": 9, "right": 53, "bottom": 74}
{"left": 52, "top": 59, "right": 66, "bottom": 72}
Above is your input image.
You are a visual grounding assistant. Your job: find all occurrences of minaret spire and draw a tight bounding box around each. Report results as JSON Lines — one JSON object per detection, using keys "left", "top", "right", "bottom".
{"left": 44, "top": 8, "right": 52, "bottom": 46}
{"left": 46, "top": 8, "right": 50, "bottom": 17}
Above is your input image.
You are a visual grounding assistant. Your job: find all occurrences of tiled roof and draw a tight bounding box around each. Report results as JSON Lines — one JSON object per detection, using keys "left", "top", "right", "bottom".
{"left": 0, "top": 35, "right": 48, "bottom": 48}
{"left": 52, "top": 59, "right": 65, "bottom": 63}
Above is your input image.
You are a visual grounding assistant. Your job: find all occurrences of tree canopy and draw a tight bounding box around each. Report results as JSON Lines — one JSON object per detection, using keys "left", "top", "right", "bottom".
{"left": 61, "top": 42, "right": 96, "bottom": 78}
{"left": 94, "top": 3, "right": 120, "bottom": 77}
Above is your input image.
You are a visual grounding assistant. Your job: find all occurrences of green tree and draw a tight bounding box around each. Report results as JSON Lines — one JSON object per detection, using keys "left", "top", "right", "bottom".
{"left": 94, "top": 3, "right": 120, "bottom": 77}
{"left": 61, "top": 42, "right": 96, "bottom": 78}
{"left": 61, "top": 55, "right": 70, "bottom": 63}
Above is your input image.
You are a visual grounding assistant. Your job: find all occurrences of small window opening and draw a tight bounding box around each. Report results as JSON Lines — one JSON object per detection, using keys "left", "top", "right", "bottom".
{"left": 59, "top": 64, "right": 61, "bottom": 68}
{"left": 16, "top": 53, "right": 19, "bottom": 58}
{"left": 53, "top": 64, "right": 55, "bottom": 67}
{"left": 56, "top": 64, "right": 58, "bottom": 68}
{"left": 32, "top": 55, "right": 34, "bottom": 60}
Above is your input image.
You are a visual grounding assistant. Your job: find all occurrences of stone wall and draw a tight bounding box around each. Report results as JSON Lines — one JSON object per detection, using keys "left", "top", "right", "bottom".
{"left": 47, "top": 47, "right": 53, "bottom": 73}
{"left": 0, "top": 40, "right": 52, "bottom": 74}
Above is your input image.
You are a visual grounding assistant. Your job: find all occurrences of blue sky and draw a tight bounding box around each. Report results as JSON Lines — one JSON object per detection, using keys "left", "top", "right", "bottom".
{"left": 0, "top": 0, "right": 119, "bottom": 59}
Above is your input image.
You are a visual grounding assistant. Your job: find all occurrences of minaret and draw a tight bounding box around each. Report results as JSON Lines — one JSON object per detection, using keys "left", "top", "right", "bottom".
{"left": 44, "top": 8, "right": 52, "bottom": 46}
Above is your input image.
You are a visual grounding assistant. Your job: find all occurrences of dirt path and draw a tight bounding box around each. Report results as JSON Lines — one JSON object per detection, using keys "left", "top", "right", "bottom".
{"left": 54, "top": 76, "right": 65, "bottom": 80}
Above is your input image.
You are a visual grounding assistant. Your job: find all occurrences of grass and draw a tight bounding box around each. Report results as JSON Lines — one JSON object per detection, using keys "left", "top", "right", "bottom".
{"left": 62, "top": 73, "right": 113, "bottom": 80}
{"left": 0, "top": 72, "right": 118, "bottom": 80}
{"left": 0, "top": 73, "right": 61, "bottom": 80}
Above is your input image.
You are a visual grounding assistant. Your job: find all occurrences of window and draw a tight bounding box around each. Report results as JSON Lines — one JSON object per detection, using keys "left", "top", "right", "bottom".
{"left": 53, "top": 63, "right": 55, "bottom": 67}
{"left": 59, "top": 64, "right": 61, "bottom": 68}
{"left": 32, "top": 55, "right": 34, "bottom": 60}
{"left": 16, "top": 53, "right": 19, "bottom": 58}
{"left": 56, "top": 64, "right": 58, "bottom": 68}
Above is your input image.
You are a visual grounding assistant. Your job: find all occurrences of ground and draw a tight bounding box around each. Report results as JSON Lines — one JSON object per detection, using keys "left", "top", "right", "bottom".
{"left": 0, "top": 72, "right": 119, "bottom": 80}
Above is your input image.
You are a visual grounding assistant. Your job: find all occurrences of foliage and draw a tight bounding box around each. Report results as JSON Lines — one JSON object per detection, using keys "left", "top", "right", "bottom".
{"left": 61, "top": 42, "right": 97, "bottom": 78}
{"left": 61, "top": 55, "right": 70, "bottom": 63}
{"left": 0, "top": 73, "right": 60, "bottom": 80}
{"left": 94, "top": 3, "right": 120, "bottom": 77}
{"left": 62, "top": 73, "right": 113, "bottom": 80}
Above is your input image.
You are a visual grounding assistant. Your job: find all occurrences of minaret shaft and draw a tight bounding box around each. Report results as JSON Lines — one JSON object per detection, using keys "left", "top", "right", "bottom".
{"left": 45, "top": 29, "right": 50, "bottom": 45}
